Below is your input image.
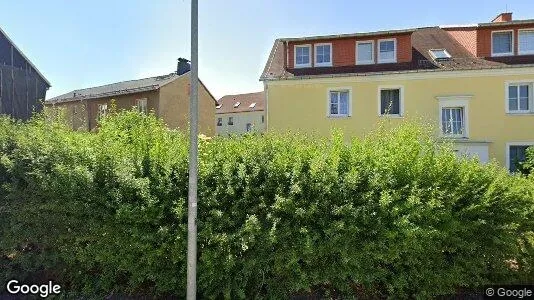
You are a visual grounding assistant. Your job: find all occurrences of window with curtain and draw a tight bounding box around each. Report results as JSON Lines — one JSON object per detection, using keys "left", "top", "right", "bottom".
{"left": 329, "top": 91, "right": 349, "bottom": 116}
{"left": 380, "top": 89, "right": 400, "bottom": 115}
{"left": 492, "top": 31, "right": 513, "bottom": 55}
{"left": 441, "top": 107, "right": 464, "bottom": 136}
{"left": 508, "top": 84, "right": 530, "bottom": 112}
{"left": 519, "top": 30, "right": 534, "bottom": 54}
{"left": 295, "top": 45, "right": 311, "bottom": 67}
{"left": 357, "top": 41, "right": 373, "bottom": 64}
{"left": 378, "top": 40, "right": 396, "bottom": 63}
{"left": 315, "top": 44, "right": 331, "bottom": 66}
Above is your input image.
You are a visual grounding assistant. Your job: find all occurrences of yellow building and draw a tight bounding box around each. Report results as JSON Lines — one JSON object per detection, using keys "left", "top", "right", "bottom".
{"left": 261, "top": 13, "right": 534, "bottom": 171}
{"left": 216, "top": 91, "right": 265, "bottom": 135}
{"left": 45, "top": 59, "right": 217, "bottom": 136}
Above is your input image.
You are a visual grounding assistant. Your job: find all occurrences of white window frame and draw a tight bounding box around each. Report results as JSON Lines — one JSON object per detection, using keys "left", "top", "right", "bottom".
{"left": 356, "top": 40, "right": 375, "bottom": 65}
{"left": 98, "top": 103, "right": 108, "bottom": 119}
{"left": 314, "top": 43, "right": 333, "bottom": 67}
{"left": 506, "top": 142, "right": 534, "bottom": 172}
{"left": 377, "top": 85, "right": 404, "bottom": 117}
{"left": 377, "top": 38, "right": 397, "bottom": 64}
{"left": 136, "top": 98, "right": 148, "bottom": 114}
{"left": 429, "top": 49, "right": 451, "bottom": 60}
{"left": 436, "top": 96, "right": 471, "bottom": 138}
{"left": 326, "top": 87, "right": 352, "bottom": 117}
{"left": 294, "top": 44, "right": 312, "bottom": 68}
{"left": 505, "top": 80, "right": 534, "bottom": 114}
{"left": 518, "top": 29, "right": 534, "bottom": 55}
{"left": 491, "top": 30, "right": 514, "bottom": 57}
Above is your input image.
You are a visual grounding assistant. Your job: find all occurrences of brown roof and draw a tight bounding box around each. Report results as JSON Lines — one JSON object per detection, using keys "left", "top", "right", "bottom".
{"left": 260, "top": 26, "right": 534, "bottom": 81}
{"left": 216, "top": 91, "right": 264, "bottom": 114}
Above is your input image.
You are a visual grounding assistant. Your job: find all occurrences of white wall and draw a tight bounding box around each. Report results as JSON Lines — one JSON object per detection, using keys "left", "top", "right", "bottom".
{"left": 216, "top": 111, "right": 265, "bottom": 135}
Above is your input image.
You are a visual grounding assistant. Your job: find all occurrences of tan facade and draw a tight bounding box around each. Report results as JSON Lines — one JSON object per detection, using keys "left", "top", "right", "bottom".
{"left": 46, "top": 74, "right": 215, "bottom": 136}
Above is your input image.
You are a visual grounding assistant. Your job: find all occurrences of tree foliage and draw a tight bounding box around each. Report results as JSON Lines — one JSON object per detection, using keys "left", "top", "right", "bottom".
{"left": 1, "top": 111, "right": 533, "bottom": 298}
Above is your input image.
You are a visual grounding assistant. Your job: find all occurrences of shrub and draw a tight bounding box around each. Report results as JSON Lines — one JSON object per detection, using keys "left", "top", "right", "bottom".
{"left": 1, "top": 111, "right": 533, "bottom": 298}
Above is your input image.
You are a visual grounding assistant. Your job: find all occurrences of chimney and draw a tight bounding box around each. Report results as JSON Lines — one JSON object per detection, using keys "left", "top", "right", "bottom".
{"left": 177, "top": 58, "right": 191, "bottom": 75}
{"left": 492, "top": 12, "right": 512, "bottom": 23}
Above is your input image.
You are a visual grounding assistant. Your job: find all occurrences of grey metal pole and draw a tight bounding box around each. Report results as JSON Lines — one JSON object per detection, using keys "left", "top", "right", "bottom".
{"left": 187, "top": 0, "right": 199, "bottom": 298}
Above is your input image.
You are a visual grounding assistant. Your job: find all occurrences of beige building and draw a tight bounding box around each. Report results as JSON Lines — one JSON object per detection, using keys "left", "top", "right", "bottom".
{"left": 45, "top": 60, "right": 216, "bottom": 136}
{"left": 216, "top": 91, "right": 265, "bottom": 135}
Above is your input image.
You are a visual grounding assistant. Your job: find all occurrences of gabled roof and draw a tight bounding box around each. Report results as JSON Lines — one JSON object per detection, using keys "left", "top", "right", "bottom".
{"left": 216, "top": 91, "right": 264, "bottom": 114}
{"left": 260, "top": 26, "right": 534, "bottom": 81}
{"left": 46, "top": 72, "right": 184, "bottom": 104}
{"left": 0, "top": 26, "right": 50, "bottom": 87}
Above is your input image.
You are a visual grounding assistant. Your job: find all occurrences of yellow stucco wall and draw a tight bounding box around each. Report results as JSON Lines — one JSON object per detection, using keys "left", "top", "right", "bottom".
{"left": 216, "top": 111, "right": 265, "bottom": 135}
{"left": 159, "top": 74, "right": 216, "bottom": 136}
{"left": 265, "top": 67, "right": 534, "bottom": 168}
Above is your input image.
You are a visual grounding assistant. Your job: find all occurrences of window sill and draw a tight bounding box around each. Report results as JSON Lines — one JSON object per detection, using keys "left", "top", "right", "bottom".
{"left": 327, "top": 115, "right": 351, "bottom": 119}
{"left": 294, "top": 64, "right": 311, "bottom": 69}
{"left": 379, "top": 114, "right": 404, "bottom": 118}
{"left": 315, "top": 63, "right": 333, "bottom": 67}
{"left": 356, "top": 61, "right": 375, "bottom": 65}
{"left": 518, "top": 51, "right": 534, "bottom": 56}
{"left": 377, "top": 59, "right": 397, "bottom": 64}
{"left": 506, "top": 112, "right": 534, "bottom": 115}
{"left": 491, "top": 52, "right": 514, "bottom": 57}
{"left": 440, "top": 136, "right": 469, "bottom": 140}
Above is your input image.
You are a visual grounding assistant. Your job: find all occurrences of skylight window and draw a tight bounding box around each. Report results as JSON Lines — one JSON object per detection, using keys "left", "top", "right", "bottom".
{"left": 234, "top": 102, "right": 240, "bottom": 108}
{"left": 249, "top": 102, "right": 256, "bottom": 108}
{"left": 429, "top": 49, "right": 451, "bottom": 60}
{"left": 216, "top": 104, "right": 222, "bottom": 109}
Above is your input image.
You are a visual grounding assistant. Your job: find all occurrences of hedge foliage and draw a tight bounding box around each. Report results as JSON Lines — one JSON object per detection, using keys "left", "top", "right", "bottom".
{"left": 1, "top": 110, "right": 534, "bottom": 299}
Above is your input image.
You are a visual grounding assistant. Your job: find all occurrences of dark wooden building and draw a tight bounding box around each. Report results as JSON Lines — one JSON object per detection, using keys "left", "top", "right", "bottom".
{"left": 0, "top": 27, "right": 50, "bottom": 120}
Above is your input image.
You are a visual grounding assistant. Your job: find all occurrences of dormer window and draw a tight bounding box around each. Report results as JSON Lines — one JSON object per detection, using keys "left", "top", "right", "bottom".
{"left": 429, "top": 49, "right": 451, "bottom": 60}
{"left": 356, "top": 41, "right": 374, "bottom": 65}
{"left": 216, "top": 104, "right": 222, "bottom": 109}
{"left": 249, "top": 102, "right": 256, "bottom": 108}
{"left": 314, "top": 43, "right": 332, "bottom": 67}
{"left": 234, "top": 102, "right": 240, "bottom": 108}
{"left": 294, "top": 45, "right": 311, "bottom": 68}
{"left": 519, "top": 29, "right": 534, "bottom": 55}
{"left": 492, "top": 30, "right": 513, "bottom": 56}
{"left": 378, "top": 39, "right": 397, "bottom": 63}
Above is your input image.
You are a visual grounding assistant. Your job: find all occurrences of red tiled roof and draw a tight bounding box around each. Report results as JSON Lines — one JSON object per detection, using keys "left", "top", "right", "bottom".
{"left": 216, "top": 91, "right": 264, "bottom": 114}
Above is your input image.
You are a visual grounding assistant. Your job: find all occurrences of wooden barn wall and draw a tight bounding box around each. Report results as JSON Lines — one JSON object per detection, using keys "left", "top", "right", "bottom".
{"left": 0, "top": 29, "right": 48, "bottom": 120}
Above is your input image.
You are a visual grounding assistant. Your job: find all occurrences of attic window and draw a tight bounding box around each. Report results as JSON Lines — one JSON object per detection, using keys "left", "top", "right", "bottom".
{"left": 429, "top": 49, "right": 451, "bottom": 60}
{"left": 234, "top": 102, "right": 240, "bottom": 108}
{"left": 216, "top": 104, "right": 222, "bottom": 109}
{"left": 249, "top": 102, "right": 256, "bottom": 108}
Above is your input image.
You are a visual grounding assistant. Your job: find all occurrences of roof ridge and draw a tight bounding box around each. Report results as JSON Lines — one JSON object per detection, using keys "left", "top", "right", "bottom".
{"left": 72, "top": 72, "right": 178, "bottom": 93}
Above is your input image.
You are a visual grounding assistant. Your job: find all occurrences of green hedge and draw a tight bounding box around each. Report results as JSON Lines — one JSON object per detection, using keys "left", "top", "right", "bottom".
{"left": 1, "top": 111, "right": 533, "bottom": 298}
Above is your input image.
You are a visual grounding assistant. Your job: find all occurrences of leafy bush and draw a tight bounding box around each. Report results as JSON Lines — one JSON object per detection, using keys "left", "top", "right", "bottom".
{"left": 1, "top": 111, "right": 533, "bottom": 298}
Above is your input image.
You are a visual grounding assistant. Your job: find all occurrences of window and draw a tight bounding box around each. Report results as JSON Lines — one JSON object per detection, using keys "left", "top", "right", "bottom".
{"left": 379, "top": 88, "right": 402, "bottom": 116}
{"left": 98, "top": 103, "right": 107, "bottom": 119}
{"left": 234, "top": 102, "right": 240, "bottom": 108}
{"left": 314, "top": 43, "right": 332, "bottom": 67}
{"left": 378, "top": 39, "right": 396, "bottom": 63}
{"left": 356, "top": 41, "right": 374, "bottom": 65}
{"left": 216, "top": 104, "right": 222, "bottom": 109}
{"left": 507, "top": 83, "right": 532, "bottom": 113}
{"left": 217, "top": 117, "right": 222, "bottom": 126}
{"left": 492, "top": 31, "right": 513, "bottom": 56}
{"left": 507, "top": 144, "right": 534, "bottom": 172}
{"left": 429, "top": 49, "right": 451, "bottom": 60}
{"left": 249, "top": 102, "right": 256, "bottom": 108}
{"left": 261, "top": 115, "right": 265, "bottom": 123}
{"left": 441, "top": 107, "right": 465, "bottom": 136}
{"left": 228, "top": 116, "right": 234, "bottom": 125}
{"left": 519, "top": 30, "right": 534, "bottom": 55}
{"left": 328, "top": 90, "right": 350, "bottom": 116}
{"left": 294, "top": 45, "right": 311, "bottom": 68}
{"left": 437, "top": 96, "right": 470, "bottom": 138}
{"left": 136, "top": 98, "right": 147, "bottom": 114}
{"left": 246, "top": 123, "right": 252, "bottom": 132}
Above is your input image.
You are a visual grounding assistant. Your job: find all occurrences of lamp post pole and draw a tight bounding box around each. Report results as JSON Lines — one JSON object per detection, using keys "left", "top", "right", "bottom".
{"left": 187, "top": 0, "right": 199, "bottom": 299}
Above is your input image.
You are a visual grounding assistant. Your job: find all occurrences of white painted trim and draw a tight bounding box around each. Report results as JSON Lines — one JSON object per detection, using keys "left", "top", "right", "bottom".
{"left": 377, "top": 85, "right": 404, "bottom": 117}
{"left": 326, "top": 87, "right": 352, "bottom": 117}
{"left": 518, "top": 29, "right": 534, "bottom": 55}
{"left": 377, "top": 38, "right": 397, "bottom": 64}
{"left": 504, "top": 80, "right": 534, "bottom": 114}
{"left": 294, "top": 44, "right": 312, "bottom": 68}
{"left": 436, "top": 96, "right": 471, "bottom": 138}
{"left": 265, "top": 66, "right": 534, "bottom": 86}
{"left": 505, "top": 141, "right": 534, "bottom": 171}
{"left": 356, "top": 40, "right": 375, "bottom": 65}
{"left": 314, "top": 43, "right": 333, "bottom": 67}
{"left": 491, "top": 30, "right": 514, "bottom": 57}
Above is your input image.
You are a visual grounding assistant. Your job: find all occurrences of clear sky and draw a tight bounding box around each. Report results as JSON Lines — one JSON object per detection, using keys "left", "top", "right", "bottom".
{"left": 0, "top": 0, "right": 532, "bottom": 100}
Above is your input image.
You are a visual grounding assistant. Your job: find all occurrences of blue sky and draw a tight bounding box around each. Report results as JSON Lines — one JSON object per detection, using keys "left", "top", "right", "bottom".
{"left": 0, "top": 0, "right": 533, "bottom": 100}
